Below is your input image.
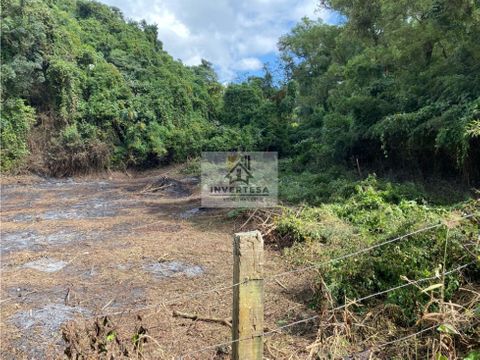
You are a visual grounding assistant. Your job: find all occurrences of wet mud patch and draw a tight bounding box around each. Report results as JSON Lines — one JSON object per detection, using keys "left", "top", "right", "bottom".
{"left": 144, "top": 260, "right": 204, "bottom": 279}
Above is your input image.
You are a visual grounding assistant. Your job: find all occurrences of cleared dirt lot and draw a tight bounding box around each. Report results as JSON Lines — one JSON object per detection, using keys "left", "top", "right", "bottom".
{"left": 0, "top": 169, "right": 316, "bottom": 359}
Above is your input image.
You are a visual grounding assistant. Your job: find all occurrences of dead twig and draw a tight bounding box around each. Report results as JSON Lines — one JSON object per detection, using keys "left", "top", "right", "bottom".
{"left": 172, "top": 310, "right": 232, "bottom": 327}
{"left": 274, "top": 278, "right": 289, "bottom": 291}
{"left": 239, "top": 209, "right": 258, "bottom": 230}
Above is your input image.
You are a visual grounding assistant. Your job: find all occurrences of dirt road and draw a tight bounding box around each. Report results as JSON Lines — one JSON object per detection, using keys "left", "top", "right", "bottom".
{"left": 0, "top": 169, "right": 315, "bottom": 359}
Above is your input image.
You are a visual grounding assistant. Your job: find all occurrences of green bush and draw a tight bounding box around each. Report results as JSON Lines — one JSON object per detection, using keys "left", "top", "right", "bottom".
{"left": 278, "top": 161, "right": 355, "bottom": 205}
{"left": 46, "top": 58, "right": 84, "bottom": 121}
{"left": 46, "top": 123, "right": 109, "bottom": 176}
{"left": 279, "top": 176, "right": 480, "bottom": 321}
{"left": 0, "top": 98, "right": 35, "bottom": 171}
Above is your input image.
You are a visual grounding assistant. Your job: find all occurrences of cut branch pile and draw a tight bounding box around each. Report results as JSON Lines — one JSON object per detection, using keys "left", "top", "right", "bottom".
{"left": 236, "top": 208, "right": 283, "bottom": 243}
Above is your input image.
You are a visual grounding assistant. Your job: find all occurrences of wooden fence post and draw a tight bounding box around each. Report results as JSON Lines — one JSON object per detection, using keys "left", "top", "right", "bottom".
{"left": 232, "top": 230, "right": 264, "bottom": 360}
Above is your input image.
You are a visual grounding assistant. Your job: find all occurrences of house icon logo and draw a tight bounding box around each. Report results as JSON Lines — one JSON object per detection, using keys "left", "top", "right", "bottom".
{"left": 225, "top": 154, "right": 253, "bottom": 185}
{"left": 202, "top": 151, "right": 277, "bottom": 208}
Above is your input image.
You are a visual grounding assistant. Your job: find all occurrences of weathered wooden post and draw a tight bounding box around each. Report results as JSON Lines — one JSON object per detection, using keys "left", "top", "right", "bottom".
{"left": 232, "top": 230, "right": 264, "bottom": 360}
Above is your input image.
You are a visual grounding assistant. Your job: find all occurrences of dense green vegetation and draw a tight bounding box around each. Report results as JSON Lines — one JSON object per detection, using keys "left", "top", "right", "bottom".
{"left": 271, "top": 1, "right": 479, "bottom": 331}
{"left": 2, "top": 0, "right": 479, "bottom": 181}
{"left": 279, "top": 0, "right": 480, "bottom": 183}
{"left": 1, "top": 0, "right": 254, "bottom": 174}
{"left": 1, "top": 0, "right": 479, "bottom": 355}
{"left": 279, "top": 176, "right": 478, "bottom": 318}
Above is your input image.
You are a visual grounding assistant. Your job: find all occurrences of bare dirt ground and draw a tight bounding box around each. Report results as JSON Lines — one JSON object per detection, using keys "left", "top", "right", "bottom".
{"left": 0, "top": 167, "right": 317, "bottom": 359}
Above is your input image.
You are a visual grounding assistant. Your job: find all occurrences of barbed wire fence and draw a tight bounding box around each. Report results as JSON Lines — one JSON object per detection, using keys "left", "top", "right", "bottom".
{"left": 178, "top": 261, "right": 475, "bottom": 359}
{"left": 3, "top": 212, "right": 478, "bottom": 358}
{"left": 88, "top": 212, "right": 475, "bottom": 359}
{"left": 89, "top": 213, "right": 476, "bottom": 316}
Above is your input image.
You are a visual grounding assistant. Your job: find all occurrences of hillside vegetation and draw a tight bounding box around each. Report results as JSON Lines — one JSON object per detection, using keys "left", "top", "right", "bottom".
{"left": 2, "top": 0, "right": 235, "bottom": 174}
{"left": 3, "top": 0, "right": 479, "bottom": 182}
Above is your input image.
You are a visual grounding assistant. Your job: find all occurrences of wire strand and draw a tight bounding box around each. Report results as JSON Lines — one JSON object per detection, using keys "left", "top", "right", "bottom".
{"left": 332, "top": 262, "right": 473, "bottom": 311}
{"left": 266, "top": 214, "right": 473, "bottom": 281}
{"left": 177, "top": 261, "right": 474, "bottom": 359}
{"left": 92, "top": 214, "right": 475, "bottom": 320}
{"left": 376, "top": 325, "right": 437, "bottom": 348}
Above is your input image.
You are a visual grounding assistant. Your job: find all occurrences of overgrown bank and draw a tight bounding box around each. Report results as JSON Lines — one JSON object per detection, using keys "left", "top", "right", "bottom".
{"left": 1, "top": 0, "right": 269, "bottom": 174}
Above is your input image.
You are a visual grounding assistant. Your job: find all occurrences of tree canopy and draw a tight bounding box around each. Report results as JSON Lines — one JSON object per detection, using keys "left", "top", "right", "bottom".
{"left": 1, "top": 0, "right": 479, "bottom": 183}
{"left": 1, "top": 0, "right": 246, "bottom": 173}
{"left": 279, "top": 0, "right": 480, "bottom": 181}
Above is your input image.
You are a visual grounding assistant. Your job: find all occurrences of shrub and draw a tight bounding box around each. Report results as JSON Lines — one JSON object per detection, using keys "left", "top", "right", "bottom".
{"left": 278, "top": 176, "right": 480, "bottom": 321}
{"left": 0, "top": 98, "right": 35, "bottom": 172}
{"left": 46, "top": 123, "right": 109, "bottom": 176}
{"left": 46, "top": 58, "right": 84, "bottom": 121}
{"left": 278, "top": 161, "right": 355, "bottom": 205}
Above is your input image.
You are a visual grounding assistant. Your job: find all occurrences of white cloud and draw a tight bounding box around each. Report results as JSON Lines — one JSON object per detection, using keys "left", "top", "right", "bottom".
{"left": 99, "top": 0, "right": 330, "bottom": 81}
{"left": 235, "top": 57, "right": 264, "bottom": 71}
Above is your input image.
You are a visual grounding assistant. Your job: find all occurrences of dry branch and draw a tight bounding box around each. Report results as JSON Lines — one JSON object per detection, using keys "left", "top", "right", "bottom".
{"left": 172, "top": 310, "right": 232, "bottom": 327}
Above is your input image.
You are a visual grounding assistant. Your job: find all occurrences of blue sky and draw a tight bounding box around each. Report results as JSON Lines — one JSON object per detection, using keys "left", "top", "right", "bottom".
{"left": 99, "top": 0, "right": 340, "bottom": 82}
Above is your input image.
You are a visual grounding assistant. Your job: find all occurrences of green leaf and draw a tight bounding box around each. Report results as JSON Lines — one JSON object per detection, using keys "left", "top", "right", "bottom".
{"left": 463, "top": 351, "right": 480, "bottom": 360}
{"left": 437, "top": 323, "right": 459, "bottom": 335}
{"left": 106, "top": 331, "right": 116, "bottom": 341}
